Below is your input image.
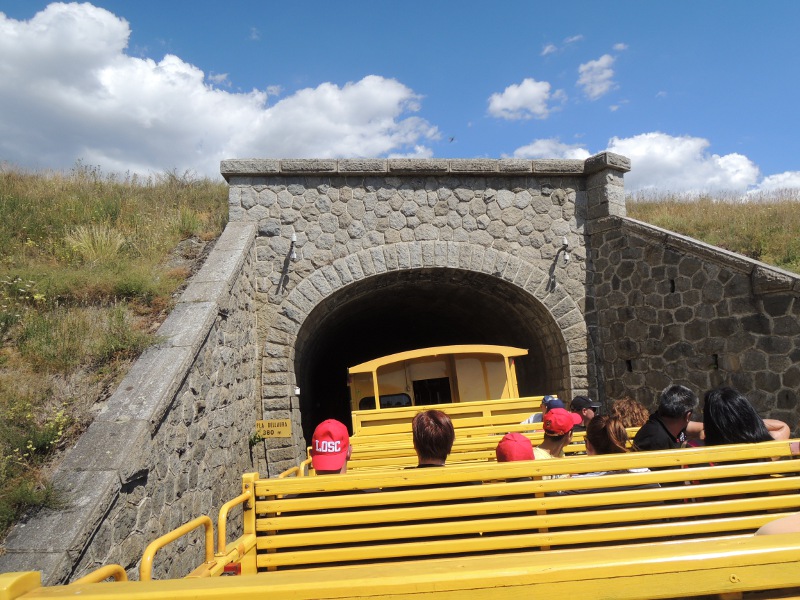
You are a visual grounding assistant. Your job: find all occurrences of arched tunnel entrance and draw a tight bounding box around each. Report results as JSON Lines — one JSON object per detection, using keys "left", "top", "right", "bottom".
{"left": 292, "top": 267, "right": 571, "bottom": 441}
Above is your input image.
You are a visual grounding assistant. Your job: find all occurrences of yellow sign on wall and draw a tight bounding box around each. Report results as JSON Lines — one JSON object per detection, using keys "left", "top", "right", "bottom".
{"left": 256, "top": 419, "right": 292, "bottom": 438}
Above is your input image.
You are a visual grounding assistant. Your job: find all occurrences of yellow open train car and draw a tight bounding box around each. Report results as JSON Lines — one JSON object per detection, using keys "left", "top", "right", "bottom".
{"left": 347, "top": 344, "right": 527, "bottom": 412}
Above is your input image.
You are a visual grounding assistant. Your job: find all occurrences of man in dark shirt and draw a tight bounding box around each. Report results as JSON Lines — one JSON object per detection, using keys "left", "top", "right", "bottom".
{"left": 633, "top": 384, "right": 700, "bottom": 451}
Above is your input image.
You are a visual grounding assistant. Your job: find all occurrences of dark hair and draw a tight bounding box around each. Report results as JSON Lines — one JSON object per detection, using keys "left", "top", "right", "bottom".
{"left": 656, "top": 385, "right": 698, "bottom": 419}
{"left": 703, "top": 387, "right": 773, "bottom": 445}
{"left": 412, "top": 409, "right": 455, "bottom": 462}
{"left": 608, "top": 396, "right": 650, "bottom": 428}
{"left": 586, "top": 416, "right": 629, "bottom": 454}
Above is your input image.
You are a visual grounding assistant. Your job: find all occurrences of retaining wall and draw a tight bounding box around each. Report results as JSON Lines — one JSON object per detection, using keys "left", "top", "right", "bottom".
{"left": 0, "top": 221, "right": 260, "bottom": 584}
{"left": 590, "top": 216, "right": 800, "bottom": 425}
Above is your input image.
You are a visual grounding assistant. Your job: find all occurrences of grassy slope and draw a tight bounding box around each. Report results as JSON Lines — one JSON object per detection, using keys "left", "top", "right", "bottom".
{"left": 0, "top": 166, "right": 228, "bottom": 537}
{"left": 627, "top": 197, "right": 800, "bottom": 275}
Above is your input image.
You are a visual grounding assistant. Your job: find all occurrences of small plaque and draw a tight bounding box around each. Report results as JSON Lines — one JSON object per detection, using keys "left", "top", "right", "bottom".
{"left": 255, "top": 419, "right": 292, "bottom": 438}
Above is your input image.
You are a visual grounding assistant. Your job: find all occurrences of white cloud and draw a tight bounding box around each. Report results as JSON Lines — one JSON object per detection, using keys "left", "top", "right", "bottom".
{"left": 541, "top": 44, "right": 557, "bottom": 56}
{"left": 249, "top": 27, "right": 260, "bottom": 41}
{"left": 577, "top": 54, "right": 616, "bottom": 100}
{"left": 487, "top": 78, "right": 563, "bottom": 120}
{"left": 613, "top": 43, "right": 628, "bottom": 52}
{"left": 507, "top": 132, "right": 796, "bottom": 195}
{"left": 751, "top": 171, "right": 800, "bottom": 195}
{"left": 606, "top": 132, "right": 761, "bottom": 193}
{"left": 208, "top": 73, "right": 230, "bottom": 87}
{"left": 564, "top": 35, "right": 584, "bottom": 44}
{"left": 0, "top": 3, "right": 438, "bottom": 177}
{"left": 511, "top": 138, "right": 590, "bottom": 160}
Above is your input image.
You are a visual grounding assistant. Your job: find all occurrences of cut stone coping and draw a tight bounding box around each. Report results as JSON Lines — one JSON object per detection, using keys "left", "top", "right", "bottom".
{"left": 220, "top": 152, "right": 631, "bottom": 179}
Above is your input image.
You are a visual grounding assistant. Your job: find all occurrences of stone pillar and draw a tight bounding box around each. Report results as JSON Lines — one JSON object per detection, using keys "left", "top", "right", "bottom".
{"left": 584, "top": 152, "right": 631, "bottom": 220}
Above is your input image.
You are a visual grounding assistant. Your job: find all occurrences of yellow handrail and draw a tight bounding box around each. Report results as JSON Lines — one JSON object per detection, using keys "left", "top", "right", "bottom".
{"left": 278, "top": 466, "right": 300, "bottom": 478}
{"left": 216, "top": 490, "right": 252, "bottom": 555}
{"left": 140, "top": 515, "right": 214, "bottom": 582}
{"left": 70, "top": 564, "right": 128, "bottom": 584}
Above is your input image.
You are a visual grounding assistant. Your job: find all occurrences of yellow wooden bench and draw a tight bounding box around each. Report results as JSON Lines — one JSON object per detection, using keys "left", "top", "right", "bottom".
{"left": 350, "top": 396, "right": 543, "bottom": 437}
{"left": 6, "top": 440, "right": 800, "bottom": 599}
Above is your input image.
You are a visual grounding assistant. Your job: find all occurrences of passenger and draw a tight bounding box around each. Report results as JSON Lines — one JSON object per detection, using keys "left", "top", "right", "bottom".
{"left": 310, "top": 419, "right": 352, "bottom": 474}
{"left": 756, "top": 512, "right": 800, "bottom": 536}
{"left": 534, "top": 408, "right": 582, "bottom": 460}
{"left": 570, "top": 396, "right": 600, "bottom": 432}
{"left": 560, "top": 416, "right": 660, "bottom": 499}
{"left": 584, "top": 416, "right": 629, "bottom": 455}
{"left": 608, "top": 396, "right": 650, "bottom": 428}
{"left": 495, "top": 432, "right": 534, "bottom": 462}
{"left": 702, "top": 387, "right": 774, "bottom": 445}
{"left": 412, "top": 409, "right": 455, "bottom": 467}
{"left": 632, "top": 385, "right": 701, "bottom": 451}
{"left": 521, "top": 395, "right": 564, "bottom": 425}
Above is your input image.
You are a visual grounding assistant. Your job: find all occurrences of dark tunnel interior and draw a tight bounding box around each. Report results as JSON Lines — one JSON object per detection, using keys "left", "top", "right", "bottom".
{"left": 293, "top": 268, "right": 567, "bottom": 441}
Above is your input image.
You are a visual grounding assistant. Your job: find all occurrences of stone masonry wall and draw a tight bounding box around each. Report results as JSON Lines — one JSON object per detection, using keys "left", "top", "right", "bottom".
{"left": 222, "top": 154, "right": 631, "bottom": 475}
{"left": 0, "top": 222, "right": 260, "bottom": 584}
{"left": 590, "top": 216, "right": 800, "bottom": 429}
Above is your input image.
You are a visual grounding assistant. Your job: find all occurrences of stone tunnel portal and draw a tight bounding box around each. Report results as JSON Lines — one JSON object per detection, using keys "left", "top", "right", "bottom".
{"left": 293, "top": 267, "right": 570, "bottom": 439}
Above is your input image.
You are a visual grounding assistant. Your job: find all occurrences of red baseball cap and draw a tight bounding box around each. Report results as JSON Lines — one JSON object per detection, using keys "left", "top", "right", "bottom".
{"left": 496, "top": 432, "right": 534, "bottom": 462}
{"left": 543, "top": 408, "right": 582, "bottom": 436}
{"left": 310, "top": 419, "right": 349, "bottom": 471}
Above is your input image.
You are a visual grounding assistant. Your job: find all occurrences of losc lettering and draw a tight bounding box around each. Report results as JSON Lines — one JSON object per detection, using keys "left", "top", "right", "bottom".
{"left": 315, "top": 440, "right": 341, "bottom": 453}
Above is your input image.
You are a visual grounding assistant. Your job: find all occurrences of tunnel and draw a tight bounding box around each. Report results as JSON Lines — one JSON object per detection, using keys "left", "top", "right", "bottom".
{"left": 292, "top": 267, "right": 570, "bottom": 440}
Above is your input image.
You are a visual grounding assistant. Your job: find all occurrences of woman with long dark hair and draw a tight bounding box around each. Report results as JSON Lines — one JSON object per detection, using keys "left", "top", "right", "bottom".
{"left": 702, "top": 387, "right": 773, "bottom": 446}
{"left": 585, "top": 415, "right": 630, "bottom": 455}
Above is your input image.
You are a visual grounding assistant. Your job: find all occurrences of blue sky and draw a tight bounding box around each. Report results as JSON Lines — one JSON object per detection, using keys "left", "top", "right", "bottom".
{"left": 1, "top": 1, "right": 800, "bottom": 195}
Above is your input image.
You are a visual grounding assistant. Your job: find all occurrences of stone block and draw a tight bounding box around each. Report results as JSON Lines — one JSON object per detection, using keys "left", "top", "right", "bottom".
{"left": 0, "top": 552, "right": 73, "bottom": 586}
{"left": 280, "top": 159, "right": 337, "bottom": 173}
{"left": 449, "top": 159, "right": 498, "bottom": 172}
{"left": 96, "top": 346, "right": 194, "bottom": 430}
{"left": 338, "top": 159, "right": 388, "bottom": 173}
{"left": 220, "top": 159, "right": 280, "bottom": 178}
{"left": 497, "top": 159, "right": 532, "bottom": 173}
{"left": 752, "top": 266, "right": 796, "bottom": 295}
{"left": 3, "top": 470, "right": 120, "bottom": 571}
{"left": 533, "top": 159, "right": 584, "bottom": 174}
{"left": 156, "top": 302, "right": 217, "bottom": 348}
{"left": 583, "top": 151, "right": 631, "bottom": 174}
{"left": 59, "top": 420, "right": 152, "bottom": 480}
{"left": 387, "top": 159, "right": 449, "bottom": 173}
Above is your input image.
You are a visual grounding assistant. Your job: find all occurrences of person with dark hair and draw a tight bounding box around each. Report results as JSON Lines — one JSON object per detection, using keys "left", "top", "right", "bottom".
{"left": 570, "top": 396, "right": 600, "bottom": 432}
{"left": 585, "top": 416, "right": 629, "bottom": 455}
{"left": 633, "top": 384, "right": 700, "bottom": 451}
{"left": 608, "top": 396, "right": 650, "bottom": 429}
{"left": 560, "top": 415, "right": 660, "bottom": 496}
{"left": 412, "top": 409, "right": 455, "bottom": 467}
{"left": 702, "top": 387, "right": 773, "bottom": 445}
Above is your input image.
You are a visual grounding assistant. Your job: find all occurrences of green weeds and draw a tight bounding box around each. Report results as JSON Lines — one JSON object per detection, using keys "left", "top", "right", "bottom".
{"left": 0, "top": 164, "right": 227, "bottom": 538}
{"left": 628, "top": 195, "right": 800, "bottom": 274}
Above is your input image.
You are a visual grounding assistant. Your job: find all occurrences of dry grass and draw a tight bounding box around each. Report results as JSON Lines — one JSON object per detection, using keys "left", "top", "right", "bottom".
{"left": 0, "top": 164, "right": 227, "bottom": 537}
{"left": 627, "top": 193, "right": 800, "bottom": 274}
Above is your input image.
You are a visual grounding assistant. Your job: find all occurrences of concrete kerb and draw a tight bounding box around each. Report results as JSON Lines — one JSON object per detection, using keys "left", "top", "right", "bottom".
{"left": 0, "top": 470, "right": 121, "bottom": 584}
